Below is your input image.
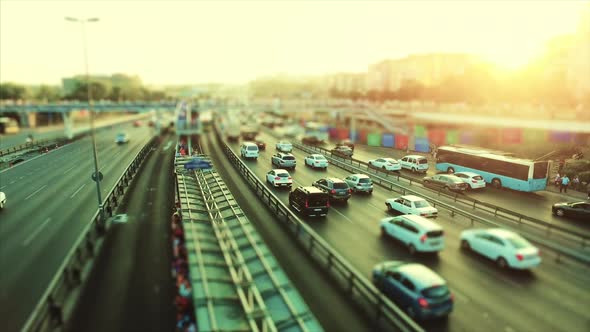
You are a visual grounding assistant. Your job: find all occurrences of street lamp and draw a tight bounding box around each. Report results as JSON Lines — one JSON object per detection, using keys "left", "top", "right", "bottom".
{"left": 65, "top": 17, "right": 105, "bottom": 225}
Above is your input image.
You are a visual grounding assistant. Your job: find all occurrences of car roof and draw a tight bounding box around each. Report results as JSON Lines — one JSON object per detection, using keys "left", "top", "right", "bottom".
{"left": 351, "top": 173, "right": 369, "bottom": 178}
{"left": 298, "top": 186, "right": 325, "bottom": 194}
{"left": 404, "top": 155, "right": 426, "bottom": 159}
{"left": 397, "top": 215, "right": 442, "bottom": 231}
{"left": 310, "top": 154, "right": 325, "bottom": 158}
{"left": 485, "top": 228, "right": 521, "bottom": 239}
{"left": 454, "top": 171, "right": 480, "bottom": 177}
{"left": 274, "top": 169, "right": 289, "bottom": 174}
{"left": 438, "top": 174, "right": 463, "bottom": 181}
{"left": 399, "top": 195, "right": 426, "bottom": 202}
{"left": 395, "top": 263, "right": 446, "bottom": 288}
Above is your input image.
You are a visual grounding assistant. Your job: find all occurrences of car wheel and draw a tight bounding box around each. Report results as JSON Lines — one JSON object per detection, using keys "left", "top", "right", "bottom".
{"left": 492, "top": 178, "right": 502, "bottom": 189}
{"left": 447, "top": 167, "right": 455, "bottom": 174}
{"left": 460, "top": 240, "right": 471, "bottom": 251}
{"left": 408, "top": 244, "right": 417, "bottom": 255}
{"left": 555, "top": 209, "right": 565, "bottom": 217}
{"left": 497, "top": 257, "right": 508, "bottom": 269}
{"left": 423, "top": 180, "right": 429, "bottom": 184}
{"left": 382, "top": 166, "right": 386, "bottom": 171}
{"left": 386, "top": 203, "right": 392, "bottom": 211}
{"left": 412, "top": 167, "right": 417, "bottom": 173}
{"left": 381, "top": 227, "right": 386, "bottom": 237}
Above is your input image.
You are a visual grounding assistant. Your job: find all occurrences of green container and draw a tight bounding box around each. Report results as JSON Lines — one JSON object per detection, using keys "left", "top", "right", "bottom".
{"left": 523, "top": 129, "right": 546, "bottom": 144}
{"left": 414, "top": 125, "right": 427, "bottom": 138}
{"left": 446, "top": 130, "right": 459, "bottom": 145}
{"left": 367, "top": 133, "right": 382, "bottom": 146}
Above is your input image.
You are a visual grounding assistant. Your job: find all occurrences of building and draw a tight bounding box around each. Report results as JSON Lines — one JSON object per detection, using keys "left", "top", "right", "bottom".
{"left": 327, "top": 72, "right": 368, "bottom": 94}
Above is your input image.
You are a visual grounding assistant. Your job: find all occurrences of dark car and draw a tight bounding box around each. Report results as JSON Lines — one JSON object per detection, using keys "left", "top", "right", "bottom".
{"left": 289, "top": 186, "right": 330, "bottom": 217}
{"left": 255, "top": 140, "right": 266, "bottom": 150}
{"left": 312, "top": 177, "right": 352, "bottom": 203}
{"left": 331, "top": 146, "right": 354, "bottom": 158}
{"left": 423, "top": 174, "right": 468, "bottom": 192}
{"left": 184, "top": 157, "right": 212, "bottom": 170}
{"left": 552, "top": 201, "right": 590, "bottom": 220}
{"left": 372, "top": 261, "right": 454, "bottom": 320}
{"left": 302, "top": 136, "right": 323, "bottom": 145}
{"left": 336, "top": 139, "right": 355, "bottom": 151}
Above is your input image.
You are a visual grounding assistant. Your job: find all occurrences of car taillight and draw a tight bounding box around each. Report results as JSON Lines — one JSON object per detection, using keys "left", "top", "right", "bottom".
{"left": 275, "top": 177, "right": 281, "bottom": 180}
{"left": 348, "top": 189, "right": 352, "bottom": 193}
{"left": 305, "top": 200, "right": 309, "bottom": 208}
{"left": 418, "top": 297, "right": 429, "bottom": 308}
{"left": 288, "top": 177, "right": 292, "bottom": 179}
{"left": 516, "top": 254, "right": 524, "bottom": 261}
{"left": 420, "top": 234, "right": 427, "bottom": 243}
{"left": 420, "top": 213, "right": 427, "bottom": 217}
{"left": 326, "top": 200, "right": 330, "bottom": 207}
{"left": 450, "top": 293, "right": 455, "bottom": 302}
{"left": 472, "top": 180, "right": 477, "bottom": 183}
{"left": 330, "top": 189, "right": 336, "bottom": 194}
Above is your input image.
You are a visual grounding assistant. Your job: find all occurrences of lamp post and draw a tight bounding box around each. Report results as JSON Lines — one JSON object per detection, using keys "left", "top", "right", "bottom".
{"left": 65, "top": 17, "right": 105, "bottom": 225}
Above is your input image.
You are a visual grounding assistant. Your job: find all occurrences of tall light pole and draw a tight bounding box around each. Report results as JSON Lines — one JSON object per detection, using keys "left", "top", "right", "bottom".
{"left": 65, "top": 17, "right": 105, "bottom": 225}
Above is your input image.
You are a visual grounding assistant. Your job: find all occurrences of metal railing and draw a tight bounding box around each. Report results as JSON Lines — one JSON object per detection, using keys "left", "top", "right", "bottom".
{"left": 20, "top": 136, "right": 158, "bottom": 332}
{"left": 214, "top": 126, "right": 424, "bottom": 332}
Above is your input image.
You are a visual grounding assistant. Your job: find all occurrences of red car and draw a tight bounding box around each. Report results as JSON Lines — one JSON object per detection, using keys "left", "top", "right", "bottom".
{"left": 255, "top": 140, "right": 266, "bottom": 150}
{"left": 133, "top": 120, "right": 142, "bottom": 127}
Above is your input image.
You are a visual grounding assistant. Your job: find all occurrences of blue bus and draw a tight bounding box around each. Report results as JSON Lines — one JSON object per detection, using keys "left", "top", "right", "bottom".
{"left": 435, "top": 146, "right": 550, "bottom": 192}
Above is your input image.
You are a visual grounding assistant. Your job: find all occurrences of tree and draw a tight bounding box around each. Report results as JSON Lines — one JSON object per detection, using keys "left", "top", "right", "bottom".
{"left": 0, "top": 82, "right": 28, "bottom": 100}
{"left": 65, "top": 81, "right": 109, "bottom": 101}
{"left": 35, "top": 85, "right": 62, "bottom": 102}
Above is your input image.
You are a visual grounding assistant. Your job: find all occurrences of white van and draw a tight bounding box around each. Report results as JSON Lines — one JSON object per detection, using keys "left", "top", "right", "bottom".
{"left": 380, "top": 214, "right": 445, "bottom": 254}
{"left": 240, "top": 142, "right": 259, "bottom": 160}
{"left": 400, "top": 155, "right": 429, "bottom": 173}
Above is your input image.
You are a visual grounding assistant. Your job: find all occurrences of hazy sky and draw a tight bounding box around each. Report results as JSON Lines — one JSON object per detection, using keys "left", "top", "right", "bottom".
{"left": 0, "top": 0, "right": 587, "bottom": 85}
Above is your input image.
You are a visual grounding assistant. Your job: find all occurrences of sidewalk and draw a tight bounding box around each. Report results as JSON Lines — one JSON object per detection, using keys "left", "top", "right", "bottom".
{"left": 544, "top": 183, "right": 589, "bottom": 201}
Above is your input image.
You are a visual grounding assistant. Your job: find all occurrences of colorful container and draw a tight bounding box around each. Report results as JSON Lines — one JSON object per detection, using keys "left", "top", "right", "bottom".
{"left": 367, "top": 133, "right": 382, "bottom": 146}
{"left": 523, "top": 129, "right": 546, "bottom": 144}
{"left": 428, "top": 129, "right": 446, "bottom": 146}
{"left": 549, "top": 131, "right": 573, "bottom": 143}
{"left": 350, "top": 130, "right": 358, "bottom": 143}
{"left": 502, "top": 128, "right": 522, "bottom": 144}
{"left": 359, "top": 129, "right": 369, "bottom": 144}
{"left": 395, "top": 134, "right": 409, "bottom": 150}
{"left": 328, "top": 127, "right": 338, "bottom": 139}
{"left": 336, "top": 128, "right": 349, "bottom": 140}
{"left": 459, "top": 131, "right": 475, "bottom": 145}
{"left": 414, "top": 125, "right": 427, "bottom": 138}
{"left": 414, "top": 137, "right": 430, "bottom": 153}
{"left": 446, "top": 130, "right": 459, "bottom": 145}
{"left": 382, "top": 134, "right": 395, "bottom": 147}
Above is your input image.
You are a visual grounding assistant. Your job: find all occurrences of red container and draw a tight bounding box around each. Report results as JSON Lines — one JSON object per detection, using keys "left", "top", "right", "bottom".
{"left": 336, "top": 128, "right": 349, "bottom": 140}
{"left": 428, "top": 129, "right": 446, "bottom": 146}
{"left": 395, "top": 134, "right": 409, "bottom": 149}
{"left": 359, "top": 129, "right": 369, "bottom": 144}
{"left": 502, "top": 128, "right": 522, "bottom": 144}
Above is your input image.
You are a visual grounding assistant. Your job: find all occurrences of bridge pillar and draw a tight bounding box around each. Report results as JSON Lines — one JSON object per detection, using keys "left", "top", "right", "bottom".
{"left": 63, "top": 111, "right": 74, "bottom": 139}
{"left": 21, "top": 112, "right": 36, "bottom": 128}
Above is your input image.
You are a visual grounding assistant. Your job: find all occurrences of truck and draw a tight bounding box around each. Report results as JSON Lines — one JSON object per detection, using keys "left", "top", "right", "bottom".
{"left": 225, "top": 117, "right": 241, "bottom": 142}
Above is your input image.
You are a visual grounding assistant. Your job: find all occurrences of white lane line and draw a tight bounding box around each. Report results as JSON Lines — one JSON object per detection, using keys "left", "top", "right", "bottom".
{"left": 70, "top": 183, "right": 87, "bottom": 198}
{"left": 23, "top": 218, "right": 52, "bottom": 246}
{"left": 163, "top": 141, "right": 173, "bottom": 151}
{"left": 9, "top": 180, "right": 16, "bottom": 184}
{"left": 330, "top": 207, "right": 354, "bottom": 223}
{"left": 19, "top": 176, "right": 24, "bottom": 179}
{"left": 99, "top": 164, "right": 107, "bottom": 171}
{"left": 0, "top": 185, "right": 6, "bottom": 190}
{"left": 25, "top": 184, "right": 47, "bottom": 200}
{"left": 63, "top": 165, "right": 75, "bottom": 174}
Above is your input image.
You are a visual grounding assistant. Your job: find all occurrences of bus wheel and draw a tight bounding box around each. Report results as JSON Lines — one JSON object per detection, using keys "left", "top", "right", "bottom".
{"left": 447, "top": 167, "right": 455, "bottom": 174}
{"left": 492, "top": 178, "right": 502, "bottom": 189}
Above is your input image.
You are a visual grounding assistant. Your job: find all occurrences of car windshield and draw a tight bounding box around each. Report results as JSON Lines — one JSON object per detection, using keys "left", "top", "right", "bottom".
{"left": 277, "top": 173, "right": 289, "bottom": 178}
{"left": 418, "top": 158, "right": 428, "bottom": 164}
{"left": 414, "top": 200, "right": 430, "bottom": 208}
{"left": 333, "top": 182, "right": 348, "bottom": 189}
{"left": 385, "top": 159, "right": 397, "bottom": 163}
{"left": 507, "top": 235, "right": 532, "bottom": 249}
{"left": 247, "top": 146, "right": 257, "bottom": 150}
{"left": 422, "top": 285, "right": 450, "bottom": 299}
{"left": 359, "top": 178, "right": 371, "bottom": 184}
{"left": 315, "top": 156, "right": 326, "bottom": 160}
{"left": 283, "top": 156, "right": 295, "bottom": 160}
{"left": 473, "top": 175, "right": 483, "bottom": 180}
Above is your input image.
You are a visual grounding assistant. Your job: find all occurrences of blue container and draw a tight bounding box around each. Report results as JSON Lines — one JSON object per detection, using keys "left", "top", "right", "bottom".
{"left": 349, "top": 130, "right": 358, "bottom": 143}
{"left": 382, "top": 134, "right": 394, "bottom": 147}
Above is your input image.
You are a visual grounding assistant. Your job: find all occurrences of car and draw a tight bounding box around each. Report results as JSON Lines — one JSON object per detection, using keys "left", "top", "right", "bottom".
{"left": 423, "top": 174, "right": 469, "bottom": 192}
{"left": 304, "top": 154, "right": 328, "bottom": 169}
{"left": 271, "top": 152, "right": 296, "bottom": 169}
{"left": 255, "top": 140, "right": 266, "bottom": 150}
{"left": 184, "top": 157, "right": 212, "bottom": 170}
{"left": 302, "top": 136, "right": 323, "bottom": 145}
{"left": 115, "top": 133, "right": 129, "bottom": 144}
{"left": 399, "top": 155, "right": 429, "bottom": 173}
{"left": 266, "top": 169, "right": 293, "bottom": 188}
{"left": 289, "top": 186, "right": 330, "bottom": 217}
{"left": 0, "top": 191, "right": 6, "bottom": 209}
{"left": 453, "top": 172, "right": 486, "bottom": 190}
{"left": 276, "top": 140, "right": 293, "bottom": 152}
{"left": 380, "top": 215, "right": 445, "bottom": 254}
{"left": 368, "top": 158, "right": 402, "bottom": 172}
{"left": 336, "top": 139, "right": 354, "bottom": 151}
{"left": 552, "top": 201, "right": 590, "bottom": 220}
{"left": 460, "top": 228, "right": 541, "bottom": 270}
{"left": 133, "top": 120, "right": 142, "bottom": 127}
{"left": 385, "top": 195, "right": 438, "bottom": 218}
{"left": 372, "top": 261, "right": 454, "bottom": 320}
{"left": 239, "top": 142, "right": 259, "bottom": 160}
{"left": 312, "top": 177, "right": 352, "bottom": 202}
{"left": 331, "top": 146, "right": 354, "bottom": 157}
{"left": 343, "top": 174, "right": 373, "bottom": 194}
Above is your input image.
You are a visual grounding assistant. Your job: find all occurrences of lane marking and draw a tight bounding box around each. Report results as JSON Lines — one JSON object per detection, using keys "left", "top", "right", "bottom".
{"left": 330, "top": 207, "right": 354, "bottom": 223}
{"left": 10, "top": 180, "right": 16, "bottom": 184}
{"left": 23, "top": 217, "right": 52, "bottom": 246}
{"left": 25, "top": 184, "right": 47, "bottom": 200}
{"left": 0, "top": 185, "right": 6, "bottom": 190}
{"left": 163, "top": 141, "right": 173, "bottom": 151}
{"left": 63, "top": 165, "right": 75, "bottom": 174}
{"left": 70, "top": 183, "right": 87, "bottom": 198}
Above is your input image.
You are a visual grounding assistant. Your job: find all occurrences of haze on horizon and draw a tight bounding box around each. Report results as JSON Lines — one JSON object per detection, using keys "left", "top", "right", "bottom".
{"left": 0, "top": 0, "right": 587, "bottom": 86}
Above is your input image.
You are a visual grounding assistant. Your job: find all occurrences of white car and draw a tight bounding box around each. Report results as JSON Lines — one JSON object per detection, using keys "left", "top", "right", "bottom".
{"left": 0, "top": 191, "right": 6, "bottom": 209}
{"left": 454, "top": 172, "right": 486, "bottom": 190}
{"left": 460, "top": 228, "right": 541, "bottom": 270}
{"left": 239, "top": 142, "right": 259, "bottom": 160}
{"left": 399, "top": 155, "right": 429, "bottom": 173}
{"left": 385, "top": 195, "right": 438, "bottom": 218}
{"left": 344, "top": 174, "right": 373, "bottom": 194}
{"left": 380, "top": 215, "right": 445, "bottom": 254}
{"left": 266, "top": 169, "right": 293, "bottom": 188}
{"left": 368, "top": 158, "right": 401, "bottom": 171}
{"left": 305, "top": 154, "right": 328, "bottom": 169}
{"left": 276, "top": 140, "right": 293, "bottom": 152}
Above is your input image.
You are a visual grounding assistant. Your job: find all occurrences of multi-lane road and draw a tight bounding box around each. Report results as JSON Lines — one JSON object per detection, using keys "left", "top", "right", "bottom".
{"left": 0, "top": 123, "right": 155, "bottom": 332}
{"left": 222, "top": 131, "right": 590, "bottom": 332}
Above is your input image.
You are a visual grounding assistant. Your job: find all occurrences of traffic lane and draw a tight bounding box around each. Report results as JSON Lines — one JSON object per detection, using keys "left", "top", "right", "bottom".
{"left": 351, "top": 143, "right": 586, "bottom": 231}
{"left": 229, "top": 139, "right": 590, "bottom": 332}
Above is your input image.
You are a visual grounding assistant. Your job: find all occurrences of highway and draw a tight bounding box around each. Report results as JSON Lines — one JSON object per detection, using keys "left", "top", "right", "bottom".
{"left": 222, "top": 131, "right": 590, "bottom": 332}
{"left": 0, "top": 123, "right": 156, "bottom": 332}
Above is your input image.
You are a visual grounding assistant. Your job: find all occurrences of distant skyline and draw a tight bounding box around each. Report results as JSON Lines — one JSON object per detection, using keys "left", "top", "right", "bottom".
{"left": 1, "top": 0, "right": 588, "bottom": 85}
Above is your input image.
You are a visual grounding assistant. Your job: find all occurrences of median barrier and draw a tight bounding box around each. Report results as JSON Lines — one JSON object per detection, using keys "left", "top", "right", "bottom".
{"left": 20, "top": 136, "right": 158, "bottom": 332}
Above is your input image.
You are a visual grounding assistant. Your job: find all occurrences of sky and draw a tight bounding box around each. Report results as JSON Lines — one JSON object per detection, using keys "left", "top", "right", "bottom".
{"left": 0, "top": 0, "right": 588, "bottom": 85}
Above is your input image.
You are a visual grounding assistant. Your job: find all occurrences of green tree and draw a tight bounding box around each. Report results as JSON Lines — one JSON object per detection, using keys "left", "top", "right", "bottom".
{"left": 65, "top": 81, "right": 110, "bottom": 101}
{"left": 35, "top": 85, "right": 62, "bottom": 102}
{"left": 0, "top": 82, "right": 28, "bottom": 100}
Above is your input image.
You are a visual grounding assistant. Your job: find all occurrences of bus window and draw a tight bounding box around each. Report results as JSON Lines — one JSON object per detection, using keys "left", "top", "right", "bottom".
{"left": 533, "top": 162, "right": 549, "bottom": 179}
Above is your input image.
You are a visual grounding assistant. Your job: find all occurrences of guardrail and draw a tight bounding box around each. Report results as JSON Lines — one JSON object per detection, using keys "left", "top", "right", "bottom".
{"left": 214, "top": 126, "right": 424, "bottom": 332}
{"left": 288, "top": 141, "right": 590, "bottom": 265}
{"left": 20, "top": 136, "right": 158, "bottom": 332}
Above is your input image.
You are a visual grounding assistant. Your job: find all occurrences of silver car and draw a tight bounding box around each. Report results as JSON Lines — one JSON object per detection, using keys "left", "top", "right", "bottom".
{"left": 344, "top": 174, "right": 373, "bottom": 194}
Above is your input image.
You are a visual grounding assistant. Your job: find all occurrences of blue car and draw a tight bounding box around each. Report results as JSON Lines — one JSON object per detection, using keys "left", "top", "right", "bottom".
{"left": 372, "top": 261, "right": 453, "bottom": 320}
{"left": 184, "top": 157, "right": 212, "bottom": 170}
